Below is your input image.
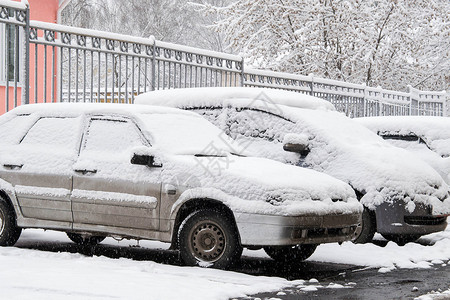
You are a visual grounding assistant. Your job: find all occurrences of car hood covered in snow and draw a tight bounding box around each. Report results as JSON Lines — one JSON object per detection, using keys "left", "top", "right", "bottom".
{"left": 160, "top": 153, "right": 362, "bottom": 216}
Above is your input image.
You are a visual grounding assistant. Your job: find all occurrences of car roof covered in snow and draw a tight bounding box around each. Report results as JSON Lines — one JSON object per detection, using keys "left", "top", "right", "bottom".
{"left": 0, "top": 103, "right": 244, "bottom": 156}
{"left": 355, "top": 116, "right": 450, "bottom": 140}
{"left": 1, "top": 102, "right": 198, "bottom": 120}
{"left": 134, "top": 87, "right": 336, "bottom": 111}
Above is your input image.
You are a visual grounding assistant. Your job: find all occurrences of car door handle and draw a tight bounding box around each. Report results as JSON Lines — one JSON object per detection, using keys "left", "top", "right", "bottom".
{"left": 164, "top": 184, "right": 177, "bottom": 195}
{"left": 3, "top": 164, "right": 23, "bottom": 170}
{"left": 74, "top": 169, "right": 97, "bottom": 175}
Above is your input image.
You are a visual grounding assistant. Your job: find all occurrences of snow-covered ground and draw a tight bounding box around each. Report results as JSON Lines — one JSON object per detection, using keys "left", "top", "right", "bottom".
{"left": 0, "top": 226, "right": 449, "bottom": 300}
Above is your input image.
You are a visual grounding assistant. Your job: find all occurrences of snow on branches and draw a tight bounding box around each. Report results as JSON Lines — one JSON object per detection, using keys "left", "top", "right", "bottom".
{"left": 199, "top": 0, "right": 449, "bottom": 91}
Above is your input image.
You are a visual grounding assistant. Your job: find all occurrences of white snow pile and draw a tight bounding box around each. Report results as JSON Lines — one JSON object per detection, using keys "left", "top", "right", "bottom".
{"left": 415, "top": 288, "right": 450, "bottom": 300}
{"left": 134, "top": 87, "right": 336, "bottom": 111}
{"left": 0, "top": 245, "right": 291, "bottom": 300}
{"left": 0, "top": 230, "right": 346, "bottom": 300}
{"left": 1, "top": 228, "right": 449, "bottom": 299}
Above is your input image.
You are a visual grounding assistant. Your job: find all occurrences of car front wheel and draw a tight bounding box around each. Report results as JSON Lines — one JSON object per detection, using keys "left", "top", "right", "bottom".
{"left": 0, "top": 199, "right": 22, "bottom": 246}
{"left": 353, "top": 207, "right": 376, "bottom": 244}
{"left": 264, "top": 244, "right": 317, "bottom": 263}
{"left": 178, "top": 209, "right": 242, "bottom": 269}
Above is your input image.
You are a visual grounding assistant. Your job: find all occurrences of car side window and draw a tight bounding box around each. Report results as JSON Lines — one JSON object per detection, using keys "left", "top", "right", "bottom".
{"left": 226, "top": 108, "right": 295, "bottom": 142}
{"left": 0, "top": 115, "right": 35, "bottom": 145}
{"left": 82, "top": 118, "right": 145, "bottom": 155}
{"left": 21, "top": 117, "right": 82, "bottom": 151}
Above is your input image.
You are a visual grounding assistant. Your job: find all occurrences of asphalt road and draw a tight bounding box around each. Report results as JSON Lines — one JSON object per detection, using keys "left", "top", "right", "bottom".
{"left": 14, "top": 238, "right": 450, "bottom": 300}
{"left": 236, "top": 261, "right": 450, "bottom": 300}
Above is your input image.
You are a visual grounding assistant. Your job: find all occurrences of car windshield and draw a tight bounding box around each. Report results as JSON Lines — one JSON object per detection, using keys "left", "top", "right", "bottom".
{"left": 137, "top": 113, "right": 245, "bottom": 156}
{"left": 283, "top": 107, "right": 383, "bottom": 146}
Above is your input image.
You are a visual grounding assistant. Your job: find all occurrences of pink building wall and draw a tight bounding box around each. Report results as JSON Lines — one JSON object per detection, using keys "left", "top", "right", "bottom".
{"left": 0, "top": 0, "right": 59, "bottom": 115}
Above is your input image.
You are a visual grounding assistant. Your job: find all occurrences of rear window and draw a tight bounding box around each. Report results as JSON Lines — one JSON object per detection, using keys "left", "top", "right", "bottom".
{"left": 21, "top": 117, "right": 83, "bottom": 151}
{"left": 0, "top": 115, "right": 34, "bottom": 145}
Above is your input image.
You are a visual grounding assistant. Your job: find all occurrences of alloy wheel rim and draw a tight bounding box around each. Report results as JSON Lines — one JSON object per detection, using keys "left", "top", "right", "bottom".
{"left": 189, "top": 221, "right": 226, "bottom": 263}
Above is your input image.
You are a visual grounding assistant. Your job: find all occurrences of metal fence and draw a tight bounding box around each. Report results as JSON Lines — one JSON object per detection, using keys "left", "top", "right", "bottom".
{"left": 0, "top": 1, "right": 447, "bottom": 117}
{"left": 243, "top": 69, "right": 447, "bottom": 117}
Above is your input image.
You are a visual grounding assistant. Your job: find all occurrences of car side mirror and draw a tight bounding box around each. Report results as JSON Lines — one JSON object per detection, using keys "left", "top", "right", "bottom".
{"left": 283, "top": 133, "right": 310, "bottom": 156}
{"left": 283, "top": 143, "right": 308, "bottom": 153}
{"left": 131, "top": 154, "right": 162, "bottom": 167}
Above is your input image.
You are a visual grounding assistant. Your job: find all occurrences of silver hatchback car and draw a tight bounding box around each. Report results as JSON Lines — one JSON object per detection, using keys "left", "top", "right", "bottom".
{"left": 0, "top": 103, "right": 362, "bottom": 269}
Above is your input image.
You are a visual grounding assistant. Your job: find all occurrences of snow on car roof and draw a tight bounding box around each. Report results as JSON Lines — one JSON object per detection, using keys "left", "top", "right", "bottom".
{"left": 356, "top": 116, "right": 450, "bottom": 159}
{"left": 134, "top": 87, "right": 336, "bottom": 111}
{"left": 355, "top": 116, "right": 450, "bottom": 140}
{"left": 0, "top": 103, "right": 247, "bottom": 156}
{"left": 3, "top": 102, "right": 196, "bottom": 119}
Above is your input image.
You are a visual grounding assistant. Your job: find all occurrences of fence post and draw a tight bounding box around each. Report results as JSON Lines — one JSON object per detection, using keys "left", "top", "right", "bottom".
{"left": 240, "top": 57, "right": 245, "bottom": 87}
{"left": 151, "top": 36, "right": 156, "bottom": 91}
{"left": 377, "top": 86, "right": 383, "bottom": 116}
{"left": 309, "top": 73, "right": 314, "bottom": 96}
{"left": 443, "top": 91, "right": 448, "bottom": 117}
{"left": 362, "top": 83, "right": 367, "bottom": 117}
{"left": 23, "top": 3, "right": 30, "bottom": 104}
{"left": 408, "top": 85, "right": 412, "bottom": 116}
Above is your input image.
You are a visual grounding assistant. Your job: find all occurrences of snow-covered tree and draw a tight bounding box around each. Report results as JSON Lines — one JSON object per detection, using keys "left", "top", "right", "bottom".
{"left": 60, "top": 0, "right": 231, "bottom": 52}
{"left": 198, "top": 0, "right": 449, "bottom": 91}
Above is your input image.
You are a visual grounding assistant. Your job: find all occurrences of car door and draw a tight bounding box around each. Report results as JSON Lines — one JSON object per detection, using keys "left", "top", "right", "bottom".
{"left": 0, "top": 116, "right": 83, "bottom": 225}
{"left": 71, "top": 116, "right": 161, "bottom": 232}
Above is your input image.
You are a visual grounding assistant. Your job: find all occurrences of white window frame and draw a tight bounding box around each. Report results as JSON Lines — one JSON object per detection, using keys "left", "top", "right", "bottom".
{"left": 0, "top": 22, "right": 24, "bottom": 86}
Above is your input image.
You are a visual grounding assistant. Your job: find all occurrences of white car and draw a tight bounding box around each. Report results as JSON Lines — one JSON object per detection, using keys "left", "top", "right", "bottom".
{"left": 356, "top": 116, "right": 450, "bottom": 184}
{"left": 135, "top": 87, "right": 450, "bottom": 245}
{"left": 0, "top": 103, "right": 362, "bottom": 269}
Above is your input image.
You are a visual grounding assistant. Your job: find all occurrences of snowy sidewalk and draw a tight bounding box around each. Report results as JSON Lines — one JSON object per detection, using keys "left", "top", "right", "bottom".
{"left": 0, "top": 228, "right": 449, "bottom": 300}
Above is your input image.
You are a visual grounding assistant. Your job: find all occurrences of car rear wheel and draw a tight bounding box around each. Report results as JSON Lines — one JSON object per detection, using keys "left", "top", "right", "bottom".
{"left": 178, "top": 209, "right": 242, "bottom": 269}
{"left": 381, "top": 234, "right": 421, "bottom": 246}
{"left": 353, "top": 207, "right": 376, "bottom": 244}
{"left": 0, "top": 199, "right": 22, "bottom": 246}
{"left": 264, "top": 244, "right": 317, "bottom": 263}
{"left": 66, "top": 232, "right": 106, "bottom": 245}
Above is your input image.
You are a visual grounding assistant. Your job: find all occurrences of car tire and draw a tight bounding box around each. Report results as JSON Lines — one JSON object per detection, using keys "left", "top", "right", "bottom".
{"left": 264, "top": 244, "right": 317, "bottom": 263}
{"left": 178, "top": 209, "right": 242, "bottom": 269}
{"left": 381, "top": 234, "right": 421, "bottom": 246}
{"left": 0, "top": 198, "right": 22, "bottom": 247}
{"left": 66, "top": 232, "right": 106, "bottom": 246}
{"left": 353, "top": 206, "right": 376, "bottom": 244}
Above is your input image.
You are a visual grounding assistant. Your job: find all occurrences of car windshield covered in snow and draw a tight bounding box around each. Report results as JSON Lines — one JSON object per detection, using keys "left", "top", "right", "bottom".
{"left": 136, "top": 112, "right": 244, "bottom": 156}
{"left": 135, "top": 87, "right": 450, "bottom": 246}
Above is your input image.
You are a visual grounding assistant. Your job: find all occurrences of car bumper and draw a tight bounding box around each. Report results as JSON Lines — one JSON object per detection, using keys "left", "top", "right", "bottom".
{"left": 234, "top": 212, "right": 362, "bottom": 246}
{"left": 375, "top": 201, "right": 448, "bottom": 236}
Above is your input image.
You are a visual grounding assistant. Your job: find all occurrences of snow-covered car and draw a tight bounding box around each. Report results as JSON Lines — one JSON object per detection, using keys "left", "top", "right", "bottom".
{"left": 356, "top": 116, "right": 450, "bottom": 184}
{"left": 135, "top": 87, "right": 450, "bottom": 245}
{"left": 0, "top": 103, "right": 362, "bottom": 269}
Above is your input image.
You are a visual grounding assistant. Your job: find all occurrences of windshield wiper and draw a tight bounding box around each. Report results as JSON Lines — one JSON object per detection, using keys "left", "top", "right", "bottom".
{"left": 194, "top": 154, "right": 227, "bottom": 157}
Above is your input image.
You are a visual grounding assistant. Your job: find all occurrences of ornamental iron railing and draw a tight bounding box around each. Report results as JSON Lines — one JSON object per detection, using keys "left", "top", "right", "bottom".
{"left": 0, "top": 0, "right": 447, "bottom": 117}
